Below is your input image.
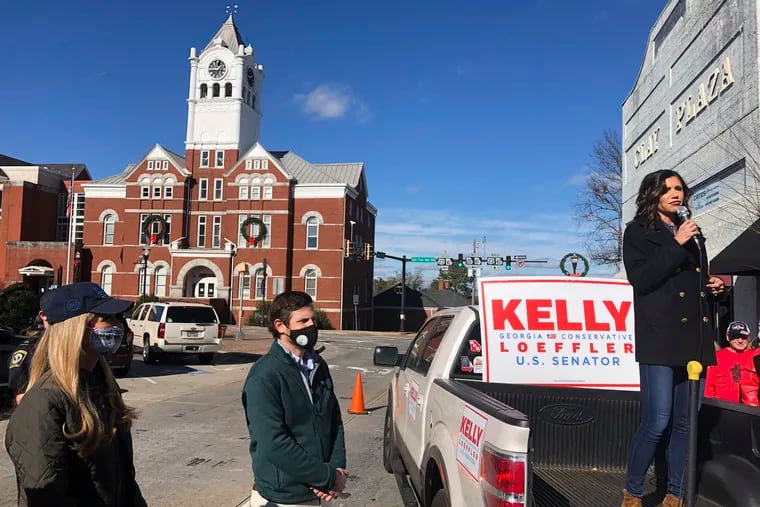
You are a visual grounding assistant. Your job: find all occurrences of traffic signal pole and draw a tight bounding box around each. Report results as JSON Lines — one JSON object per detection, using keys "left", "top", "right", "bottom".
{"left": 373, "top": 251, "right": 408, "bottom": 332}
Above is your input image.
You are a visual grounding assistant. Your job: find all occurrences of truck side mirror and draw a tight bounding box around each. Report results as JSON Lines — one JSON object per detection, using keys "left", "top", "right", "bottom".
{"left": 374, "top": 346, "right": 401, "bottom": 367}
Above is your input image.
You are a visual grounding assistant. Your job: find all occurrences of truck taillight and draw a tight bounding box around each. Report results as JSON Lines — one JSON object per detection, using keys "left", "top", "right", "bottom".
{"left": 158, "top": 323, "right": 165, "bottom": 339}
{"left": 480, "top": 443, "right": 526, "bottom": 507}
{"left": 217, "top": 326, "right": 224, "bottom": 339}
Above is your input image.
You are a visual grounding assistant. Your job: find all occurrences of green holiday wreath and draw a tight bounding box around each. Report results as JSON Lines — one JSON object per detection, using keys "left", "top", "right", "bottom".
{"left": 240, "top": 216, "right": 267, "bottom": 246}
{"left": 559, "top": 252, "right": 589, "bottom": 277}
{"left": 142, "top": 215, "right": 168, "bottom": 244}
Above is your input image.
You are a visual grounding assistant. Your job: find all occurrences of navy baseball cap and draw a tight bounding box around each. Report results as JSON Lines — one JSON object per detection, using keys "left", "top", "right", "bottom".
{"left": 727, "top": 321, "right": 751, "bottom": 339}
{"left": 42, "top": 282, "right": 134, "bottom": 325}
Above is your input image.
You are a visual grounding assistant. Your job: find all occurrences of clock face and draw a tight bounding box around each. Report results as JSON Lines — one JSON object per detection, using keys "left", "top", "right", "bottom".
{"left": 208, "top": 59, "right": 227, "bottom": 79}
{"left": 247, "top": 67, "right": 255, "bottom": 86}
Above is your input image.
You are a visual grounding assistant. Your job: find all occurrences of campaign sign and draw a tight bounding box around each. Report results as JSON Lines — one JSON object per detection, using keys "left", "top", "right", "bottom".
{"left": 478, "top": 276, "right": 639, "bottom": 390}
{"left": 456, "top": 404, "right": 488, "bottom": 480}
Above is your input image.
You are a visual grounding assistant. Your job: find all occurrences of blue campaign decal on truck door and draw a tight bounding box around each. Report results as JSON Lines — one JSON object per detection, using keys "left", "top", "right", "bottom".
{"left": 456, "top": 404, "right": 488, "bottom": 481}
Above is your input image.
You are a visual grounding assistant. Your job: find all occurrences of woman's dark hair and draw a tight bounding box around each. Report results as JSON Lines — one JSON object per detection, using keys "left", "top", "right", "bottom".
{"left": 634, "top": 169, "right": 691, "bottom": 229}
{"left": 267, "top": 291, "right": 314, "bottom": 339}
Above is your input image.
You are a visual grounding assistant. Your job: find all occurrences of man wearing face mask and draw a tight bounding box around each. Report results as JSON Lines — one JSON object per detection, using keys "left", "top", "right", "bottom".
{"left": 242, "top": 291, "right": 347, "bottom": 506}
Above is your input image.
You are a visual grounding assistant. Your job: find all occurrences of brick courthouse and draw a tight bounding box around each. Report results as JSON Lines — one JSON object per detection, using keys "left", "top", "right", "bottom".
{"left": 0, "top": 16, "right": 376, "bottom": 330}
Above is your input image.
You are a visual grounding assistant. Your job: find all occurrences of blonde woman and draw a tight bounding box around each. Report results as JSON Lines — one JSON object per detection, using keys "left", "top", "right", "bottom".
{"left": 5, "top": 282, "right": 147, "bottom": 507}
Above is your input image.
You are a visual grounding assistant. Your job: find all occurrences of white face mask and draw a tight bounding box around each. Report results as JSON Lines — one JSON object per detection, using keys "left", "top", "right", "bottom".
{"left": 88, "top": 324, "right": 124, "bottom": 356}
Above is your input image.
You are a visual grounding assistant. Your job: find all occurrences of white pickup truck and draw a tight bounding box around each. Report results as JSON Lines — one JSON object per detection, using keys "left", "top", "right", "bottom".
{"left": 374, "top": 298, "right": 754, "bottom": 507}
{"left": 375, "top": 305, "right": 531, "bottom": 507}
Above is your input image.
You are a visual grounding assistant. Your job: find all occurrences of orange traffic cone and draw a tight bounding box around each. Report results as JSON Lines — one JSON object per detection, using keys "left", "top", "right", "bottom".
{"left": 347, "top": 372, "right": 369, "bottom": 415}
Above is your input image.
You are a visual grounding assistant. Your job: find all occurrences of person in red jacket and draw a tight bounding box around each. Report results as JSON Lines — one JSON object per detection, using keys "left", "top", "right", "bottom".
{"left": 740, "top": 328, "right": 760, "bottom": 407}
{"left": 705, "top": 321, "right": 753, "bottom": 403}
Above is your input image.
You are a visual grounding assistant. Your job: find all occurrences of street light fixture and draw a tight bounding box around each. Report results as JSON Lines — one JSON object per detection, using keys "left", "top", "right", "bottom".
{"left": 74, "top": 250, "right": 81, "bottom": 283}
{"left": 237, "top": 266, "right": 247, "bottom": 341}
{"left": 570, "top": 253, "right": 579, "bottom": 276}
{"left": 141, "top": 247, "right": 151, "bottom": 296}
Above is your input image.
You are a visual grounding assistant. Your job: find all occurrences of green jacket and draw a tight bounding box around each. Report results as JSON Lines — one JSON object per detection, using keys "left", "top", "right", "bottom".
{"left": 242, "top": 341, "right": 346, "bottom": 504}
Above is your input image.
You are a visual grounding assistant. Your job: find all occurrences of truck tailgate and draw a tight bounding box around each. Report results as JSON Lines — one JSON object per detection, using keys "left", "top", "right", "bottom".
{"left": 460, "top": 381, "right": 720, "bottom": 506}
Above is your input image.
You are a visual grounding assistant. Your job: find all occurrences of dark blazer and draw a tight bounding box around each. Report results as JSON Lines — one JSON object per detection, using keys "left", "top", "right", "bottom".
{"left": 623, "top": 215, "right": 717, "bottom": 367}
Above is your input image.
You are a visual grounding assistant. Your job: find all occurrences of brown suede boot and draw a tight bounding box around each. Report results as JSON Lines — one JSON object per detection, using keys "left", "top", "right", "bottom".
{"left": 621, "top": 489, "right": 642, "bottom": 507}
{"left": 662, "top": 493, "right": 684, "bottom": 507}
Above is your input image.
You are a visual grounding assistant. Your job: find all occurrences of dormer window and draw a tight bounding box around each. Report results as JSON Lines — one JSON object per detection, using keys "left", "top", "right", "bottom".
{"left": 162, "top": 160, "right": 168, "bottom": 170}
{"left": 225, "top": 83, "right": 233, "bottom": 97}
{"left": 200, "top": 84, "right": 208, "bottom": 98}
{"left": 245, "top": 159, "right": 252, "bottom": 170}
{"left": 148, "top": 161, "right": 154, "bottom": 170}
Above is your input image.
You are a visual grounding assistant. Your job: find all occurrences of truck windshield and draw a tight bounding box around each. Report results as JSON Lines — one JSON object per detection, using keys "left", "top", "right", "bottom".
{"left": 166, "top": 306, "right": 218, "bottom": 324}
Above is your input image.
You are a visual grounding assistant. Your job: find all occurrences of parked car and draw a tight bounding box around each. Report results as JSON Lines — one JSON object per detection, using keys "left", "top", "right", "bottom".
{"left": 127, "top": 302, "right": 222, "bottom": 364}
{"left": 375, "top": 304, "right": 760, "bottom": 507}
{"left": 107, "top": 313, "right": 134, "bottom": 377}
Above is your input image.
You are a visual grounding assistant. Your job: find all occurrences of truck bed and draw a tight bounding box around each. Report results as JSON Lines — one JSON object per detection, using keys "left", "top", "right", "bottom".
{"left": 458, "top": 380, "right": 722, "bottom": 507}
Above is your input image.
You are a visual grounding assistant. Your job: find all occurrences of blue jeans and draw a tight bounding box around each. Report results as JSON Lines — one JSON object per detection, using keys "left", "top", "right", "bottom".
{"left": 624, "top": 364, "right": 704, "bottom": 498}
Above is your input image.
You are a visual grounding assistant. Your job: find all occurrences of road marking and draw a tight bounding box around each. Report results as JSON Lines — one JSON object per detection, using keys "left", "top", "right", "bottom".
{"left": 347, "top": 366, "right": 368, "bottom": 374}
{"left": 141, "top": 377, "right": 157, "bottom": 384}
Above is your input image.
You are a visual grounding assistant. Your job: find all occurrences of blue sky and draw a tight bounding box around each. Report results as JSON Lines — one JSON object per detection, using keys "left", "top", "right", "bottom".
{"left": 0, "top": 0, "right": 661, "bottom": 280}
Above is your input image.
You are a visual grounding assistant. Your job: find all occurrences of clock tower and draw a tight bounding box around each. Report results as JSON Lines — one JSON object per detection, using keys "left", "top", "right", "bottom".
{"left": 185, "top": 14, "right": 263, "bottom": 171}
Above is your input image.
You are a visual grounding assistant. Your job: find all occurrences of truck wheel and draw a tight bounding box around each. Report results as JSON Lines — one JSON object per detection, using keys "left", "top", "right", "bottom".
{"left": 142, "top": 336, "right": 159, "bottom": 364}
{"left": 430, "top": 487, "right": 450, "bottom": 507}
{"left": 382, "top": 402, "right": 397, "bottom": 473}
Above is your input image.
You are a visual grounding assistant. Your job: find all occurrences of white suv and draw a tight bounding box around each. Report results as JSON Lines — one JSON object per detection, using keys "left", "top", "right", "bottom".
{"left": 128, "top": 302, "right": 222, "bottom": 364}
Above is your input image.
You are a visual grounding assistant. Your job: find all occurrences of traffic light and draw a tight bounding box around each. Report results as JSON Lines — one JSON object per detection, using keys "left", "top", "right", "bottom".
{"left": 345, "top": 239, "right": 352, "bottom": 258}
{"left": 505, "top": 255, "right": 512, "bottom": 271}
{"left": 364, "top": 243, "right": 374, "bottom": 260}
{"left": 456, "top": 253, "right": 464, "bottom": 268}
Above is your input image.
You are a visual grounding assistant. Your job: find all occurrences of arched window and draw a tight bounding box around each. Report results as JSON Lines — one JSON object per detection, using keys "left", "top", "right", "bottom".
{"left": 101, "top": 266, "right": 113, "bottom": 295}
{"left": 225, "top": 82, "right": 232, "bottom": 97}
{"left": 304, "top": 269, "right": 317, "bottom": 299}
{"left": 212, "top": 83, "right": 220, "bottom": 97}
{"left": 263, "top": 177, "right": 273, "bottom": 200}
{"left": 154, "top": 266, "right": 167, "bottom": 297}
{"left": 138, "top": 267, "right": 150, "bottom": 296}
{"left": 200, "top": 84, "right": 208, "bottom": 98}
{"left": 140, "top": 177, "right": 150, "bottom": 199}
{"left": 306, "top": 217, "right": 318, "bottom": 249}
{"left": 255, "top": 269, "right": 267, "bottom": 299}
{"left": 246, "top": 89, "right": 251, "bottom": 106}
{"left": 103, "top": 214, "right": 115, "bottom": 245}
{"left": 252, "top": 95, "right": 256, "bottom": 109}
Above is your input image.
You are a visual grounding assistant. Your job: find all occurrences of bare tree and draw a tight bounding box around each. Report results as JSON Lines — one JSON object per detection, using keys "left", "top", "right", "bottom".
{"left": 373, "top": 268, "right": 426, "bottom": 295}
{"left": 574, "top": 130, "right": 623, "bottom": 269}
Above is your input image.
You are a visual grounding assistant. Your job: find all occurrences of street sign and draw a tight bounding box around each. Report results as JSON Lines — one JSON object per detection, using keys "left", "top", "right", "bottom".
{"left": 440, "top": 265, "right": 449, "bottom": 272}
{"left": 466, "top": 256, "right": 483, "bottom": 266}
{"left": 411, "top": 256, "right": 436, "bottom": 263}
{"left": 375, "top": 251, "right": 386, "bottom": 259}
{"left": 486, "top": 256, "right": 503, "bottom": 266}
{"left": 517, "top": 259, "right": 526, "bottom": 268}
{"left": 436, "top": 257, "right": 452, "bottom": 266}
{"left": 514, "top": 255, "right": 527, "bottom": 260}
{"left": 352, "top": 294, "right": 359, "bottom": 305}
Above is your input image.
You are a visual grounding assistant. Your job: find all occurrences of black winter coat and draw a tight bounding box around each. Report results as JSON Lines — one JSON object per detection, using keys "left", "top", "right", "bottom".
{"left": 4, "top": 366, "right": 146, "bottom": 507}
{"left": 623, "top": 215, "right": 717, "bottom": 367}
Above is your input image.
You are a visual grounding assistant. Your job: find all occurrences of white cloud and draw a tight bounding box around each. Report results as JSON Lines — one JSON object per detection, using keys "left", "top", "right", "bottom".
{"left": 372, "top": 207, "right": 616, "bottom": 281}
{"left": 293, "top": 84, "right": 371, "bottom": 123}
{"left": 565, "top": 170, "right": 588, "bottom": 186}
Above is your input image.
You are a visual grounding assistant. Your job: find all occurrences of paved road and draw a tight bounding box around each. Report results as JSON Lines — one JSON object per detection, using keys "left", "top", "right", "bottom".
{"left": 0, "top": 330, "right": 415, "bottom": 507}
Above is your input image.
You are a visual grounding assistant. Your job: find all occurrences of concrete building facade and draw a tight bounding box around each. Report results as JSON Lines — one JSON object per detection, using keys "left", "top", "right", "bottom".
{"left": 623, "top": 0, "right": 760, "bottom": 332}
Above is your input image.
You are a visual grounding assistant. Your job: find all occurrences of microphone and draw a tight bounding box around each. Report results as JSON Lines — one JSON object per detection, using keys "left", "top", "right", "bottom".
{"left": 676, "top": 206, "right": 700, "bottom": 248}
